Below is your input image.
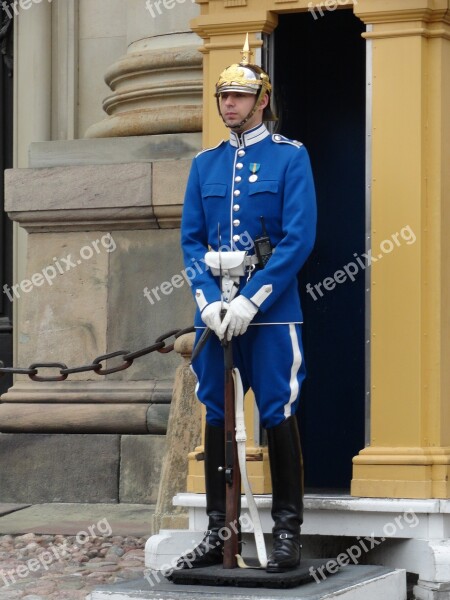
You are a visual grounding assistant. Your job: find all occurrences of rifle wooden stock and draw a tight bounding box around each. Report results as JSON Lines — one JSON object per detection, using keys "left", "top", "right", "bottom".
{"left": 222, "top": 339, "right": 241, "bottom": 569}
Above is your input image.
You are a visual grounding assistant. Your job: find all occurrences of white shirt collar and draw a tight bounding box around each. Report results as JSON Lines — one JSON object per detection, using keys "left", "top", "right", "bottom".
{"left": 229, "top": 123, "right": 270, "bottom": 148}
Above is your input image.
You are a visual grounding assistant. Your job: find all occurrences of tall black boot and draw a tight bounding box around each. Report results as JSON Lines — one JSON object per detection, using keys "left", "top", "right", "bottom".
{"left": 266, "top": 416, "right": 304, "bottom": 573}
{"left": 176, "top": 423, "right": 226, "bottom": 569}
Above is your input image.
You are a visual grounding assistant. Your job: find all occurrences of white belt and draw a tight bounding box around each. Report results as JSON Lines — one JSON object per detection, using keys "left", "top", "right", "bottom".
{"left": 233, "top": 368, "right": 268, "bottom": 569}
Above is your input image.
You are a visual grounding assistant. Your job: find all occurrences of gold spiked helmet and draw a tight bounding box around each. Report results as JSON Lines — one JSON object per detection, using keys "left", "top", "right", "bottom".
{"left": 215, "top": 34, "right": 277, "bottom": 128}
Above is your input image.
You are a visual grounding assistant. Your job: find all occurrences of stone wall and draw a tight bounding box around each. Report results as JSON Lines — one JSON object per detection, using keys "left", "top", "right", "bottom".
{"left": 0, "top": 434, "right": 166, "bottom": 504}
{"left": 1, "top": 134, "right": 201, "bottom": 502}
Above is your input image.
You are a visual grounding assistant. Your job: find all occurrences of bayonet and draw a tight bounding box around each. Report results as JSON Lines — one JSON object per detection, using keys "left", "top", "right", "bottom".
{"left": 218, "top": 224, "right": 225, "bottom": 321}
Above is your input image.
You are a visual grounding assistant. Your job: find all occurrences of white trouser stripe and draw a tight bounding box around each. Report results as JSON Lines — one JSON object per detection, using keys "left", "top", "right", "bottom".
{"left": 284, "top": 324, "right": 302, "bottom": 419}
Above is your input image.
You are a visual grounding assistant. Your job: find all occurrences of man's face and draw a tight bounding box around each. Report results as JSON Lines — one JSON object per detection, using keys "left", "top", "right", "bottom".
{"left": 219, "top": 91, "right": 263, "bottom": 132}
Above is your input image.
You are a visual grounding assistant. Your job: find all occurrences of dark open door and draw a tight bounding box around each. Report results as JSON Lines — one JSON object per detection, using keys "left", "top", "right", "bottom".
{"left": 272, "top": 10, "right": 366, "bottom": 491}
{"left": 0, "top": 15, "right": 13, "bottom": 394}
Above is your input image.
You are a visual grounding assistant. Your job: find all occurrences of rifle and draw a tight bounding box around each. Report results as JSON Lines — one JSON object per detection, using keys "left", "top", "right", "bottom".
{"left": 221, "top": 334, "right": 241, "bottom": 569}
{"left": 192, "top": 226, "right": 268, "bottom": 570}
{"left": 218, "top": 225, "right": 240, "bottom": 569}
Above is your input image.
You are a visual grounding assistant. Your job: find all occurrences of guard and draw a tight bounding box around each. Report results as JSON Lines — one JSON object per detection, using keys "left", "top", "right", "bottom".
{"left": 178, "top": 34, "right": 317, "bottom": 573}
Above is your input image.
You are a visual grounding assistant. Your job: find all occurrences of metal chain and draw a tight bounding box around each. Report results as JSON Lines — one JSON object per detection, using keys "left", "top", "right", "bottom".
{"left": 0, "top": 326, "right": 195, "bottom": 383}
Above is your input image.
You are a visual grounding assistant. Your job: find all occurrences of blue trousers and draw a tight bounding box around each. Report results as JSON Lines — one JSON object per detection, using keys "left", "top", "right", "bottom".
{"left": 191, "top": 324, "right": 306, "bottom": 429}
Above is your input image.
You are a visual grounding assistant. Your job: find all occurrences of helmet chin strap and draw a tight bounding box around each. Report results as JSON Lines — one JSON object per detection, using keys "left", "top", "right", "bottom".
{"left": 216, "top": 98, "right": 256, "bottom": 132}
{"left": 230, "top": 109, "right": 256, "bottom": 132}
{"left": 217, "top": 92, "right": 265, "bottom": 132}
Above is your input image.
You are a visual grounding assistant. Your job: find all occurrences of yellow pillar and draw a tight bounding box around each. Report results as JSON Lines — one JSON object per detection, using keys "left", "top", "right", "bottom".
{"left": 351, "top": 0, "right": 450, "bottom": 499}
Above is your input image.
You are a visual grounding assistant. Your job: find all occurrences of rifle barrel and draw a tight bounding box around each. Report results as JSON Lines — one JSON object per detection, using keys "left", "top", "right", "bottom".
{"left": 223, "top": 340, "right": 241, "bottom": 569}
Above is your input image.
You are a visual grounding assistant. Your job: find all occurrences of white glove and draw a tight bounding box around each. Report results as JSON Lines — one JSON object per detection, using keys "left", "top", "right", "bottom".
{"left": 219, "top": 296, "right": 258, "bottom": 341}
{"left": 201, "top": 301, "right": 228, "bottom": 340}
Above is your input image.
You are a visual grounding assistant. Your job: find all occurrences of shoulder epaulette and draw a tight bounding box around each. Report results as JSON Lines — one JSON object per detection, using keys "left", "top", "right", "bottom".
{"left": 272, "top": 134, "right": 303, "bottom": 149}
{"left": 196, "top": 140, "right": 226, "bottom": 158}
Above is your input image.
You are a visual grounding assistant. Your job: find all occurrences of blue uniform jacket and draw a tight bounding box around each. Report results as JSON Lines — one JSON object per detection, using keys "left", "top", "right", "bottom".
{"left": 181, "top": 123, "right": 317, "bottom": 326}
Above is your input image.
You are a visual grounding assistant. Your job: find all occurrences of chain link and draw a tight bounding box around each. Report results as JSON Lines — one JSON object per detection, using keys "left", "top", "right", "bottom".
{"left": 155, "top": 329, "right": 185, "bottom": 354}
{"left": 0, "top": 326, "right": 195, "bottom": 383}
{"left": 92, "top": 351, "right": 133, "bottom": 376}
{"left": 29, "top": 363, "right": 69, "bottom": 383}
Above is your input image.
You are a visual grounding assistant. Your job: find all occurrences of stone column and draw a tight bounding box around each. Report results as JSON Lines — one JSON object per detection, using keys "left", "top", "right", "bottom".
{"left": 13, "top": 0, "right": 53, "bottom": 362}
{"left": 85, "top": 0, "right": 202, "bottom": 138}
{"left": 51, "top": 0, "right": 79, "bottom": 140}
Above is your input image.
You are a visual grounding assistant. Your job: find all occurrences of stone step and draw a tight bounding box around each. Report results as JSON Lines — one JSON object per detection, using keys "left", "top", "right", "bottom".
{"left": 87, "top": 564, "right": 406, "bottom": 600}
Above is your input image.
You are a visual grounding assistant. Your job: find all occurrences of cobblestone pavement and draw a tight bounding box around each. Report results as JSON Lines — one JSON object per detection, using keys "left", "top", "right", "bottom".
{"left": 0, "top": 533, "right": 147, "bottom": 600}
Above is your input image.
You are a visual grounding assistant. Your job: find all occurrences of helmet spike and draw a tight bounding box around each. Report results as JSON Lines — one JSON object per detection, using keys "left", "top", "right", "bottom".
{"left": 240, "top": 33, "right": 253, "bottom": 66}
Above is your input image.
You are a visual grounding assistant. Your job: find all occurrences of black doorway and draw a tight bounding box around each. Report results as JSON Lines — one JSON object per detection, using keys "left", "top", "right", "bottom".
{"left": 272, "top": 10, "right": 366, "bottom": 491}
{"left": 0, "top": 15, "right": 14, "bottom": 395}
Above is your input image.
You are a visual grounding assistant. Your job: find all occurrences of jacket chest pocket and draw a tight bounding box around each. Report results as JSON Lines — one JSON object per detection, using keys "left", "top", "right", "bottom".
{"left": 201, "top": 183, "right": 228, "bottom": 225}
{"left": 248, "top": 180, "right": 281, "bottom": 223}
{"left": 202, "top": 183, "right": 228, "bottom": 201}
{"left": 248, "top": 180, "right": 279, "bottom": 197}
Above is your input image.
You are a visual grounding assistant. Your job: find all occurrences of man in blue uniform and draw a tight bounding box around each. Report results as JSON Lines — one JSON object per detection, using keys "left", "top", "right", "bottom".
{"left": 179, "top": 37, "right": 317, "bottom": 572}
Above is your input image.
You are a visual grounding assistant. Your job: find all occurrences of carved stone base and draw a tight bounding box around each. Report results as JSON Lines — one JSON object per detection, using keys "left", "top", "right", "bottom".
{"left": 85, "top": 46, "right": 202, "bottom": 139}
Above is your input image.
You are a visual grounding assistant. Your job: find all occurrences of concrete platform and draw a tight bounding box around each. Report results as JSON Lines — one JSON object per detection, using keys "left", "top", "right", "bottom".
{"left": 151, "top": 492, "right": 450, "bottom": 592}
{"left": 0, "top": 503, "right": 155, "bottom": 536}
{"left": 87, "top": 565, "right": 406, "bottom": 600}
